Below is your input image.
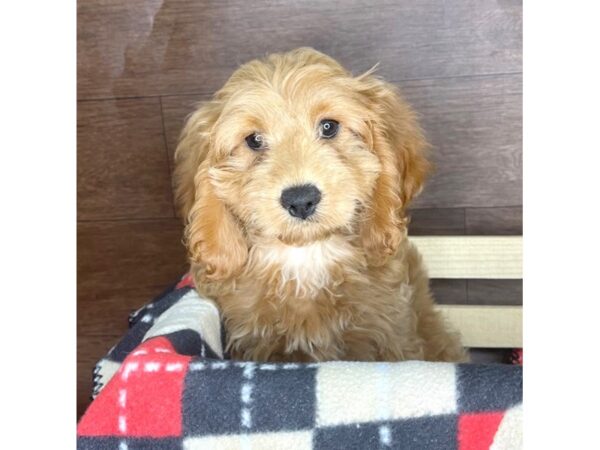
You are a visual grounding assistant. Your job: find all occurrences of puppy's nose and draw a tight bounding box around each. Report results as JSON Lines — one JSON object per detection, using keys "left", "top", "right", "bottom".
{"left": 280, "top": 184, "right": 321, "bottom": 220}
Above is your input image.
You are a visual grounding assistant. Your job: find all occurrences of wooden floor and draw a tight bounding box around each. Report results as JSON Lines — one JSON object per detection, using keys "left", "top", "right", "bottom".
{"left": 77, "top": 0, "right": 522, "bottom": 417}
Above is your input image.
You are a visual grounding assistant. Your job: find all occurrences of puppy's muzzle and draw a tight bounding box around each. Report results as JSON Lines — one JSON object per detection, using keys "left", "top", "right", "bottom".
{"left": 280, "top": 184, "right": 321, "bottom": 220}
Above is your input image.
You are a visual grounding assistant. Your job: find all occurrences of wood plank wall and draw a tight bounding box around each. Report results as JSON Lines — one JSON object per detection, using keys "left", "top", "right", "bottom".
{"left": 77, "top": 0, "right": 522, "bottom": 417}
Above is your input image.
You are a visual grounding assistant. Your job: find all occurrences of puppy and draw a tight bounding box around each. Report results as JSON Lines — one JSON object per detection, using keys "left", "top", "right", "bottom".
{"left": 173, "top": 48, "right": 466, "bottom": 363}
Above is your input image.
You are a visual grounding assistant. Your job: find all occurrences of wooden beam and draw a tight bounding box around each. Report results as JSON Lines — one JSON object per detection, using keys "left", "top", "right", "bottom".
{"left": 410, "top": 236, "right": 522, "bottom": 279}
{"left": 438, "top": 305, "right": 522, "bottom": 348}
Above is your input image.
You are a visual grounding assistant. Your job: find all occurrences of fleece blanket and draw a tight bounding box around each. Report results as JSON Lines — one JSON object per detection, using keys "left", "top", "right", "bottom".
{"left": 78, "top": 275, "right": 523, "bottom": 450}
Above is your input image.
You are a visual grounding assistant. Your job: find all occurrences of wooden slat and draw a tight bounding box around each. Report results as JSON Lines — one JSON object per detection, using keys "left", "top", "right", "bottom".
{"left": 410, "top": 236, "right": 522, "bottom": 279}
{"left": 438, "top": 305, "right": 522, "bottom": 348}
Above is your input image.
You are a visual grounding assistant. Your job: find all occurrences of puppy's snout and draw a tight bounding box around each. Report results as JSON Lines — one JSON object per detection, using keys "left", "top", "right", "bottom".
{"left": 280, "top": 184, "right": 321, "bottom": 220}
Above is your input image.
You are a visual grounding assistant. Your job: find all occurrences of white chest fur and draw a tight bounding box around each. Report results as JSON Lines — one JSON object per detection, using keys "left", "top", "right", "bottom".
{"left": 249, "top": 236, "right": 358, "bottom": 297}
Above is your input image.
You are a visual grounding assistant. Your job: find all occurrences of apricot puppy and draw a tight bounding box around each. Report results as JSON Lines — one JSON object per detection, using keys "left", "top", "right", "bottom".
{"left": 174, "top": 48, "right": 466, "bottom": 363}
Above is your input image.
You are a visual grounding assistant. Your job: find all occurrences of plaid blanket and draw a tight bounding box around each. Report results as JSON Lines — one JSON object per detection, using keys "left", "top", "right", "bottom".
{"left": 77, "top": 275, "right": 523, "bottom": 449}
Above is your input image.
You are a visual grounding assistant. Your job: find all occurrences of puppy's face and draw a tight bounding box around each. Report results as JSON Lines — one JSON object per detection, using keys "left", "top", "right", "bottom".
{"left": 209, "top": 67, "right": 381, "bottom": 246}
{"left": 175, "top": 48, "right": 429, "bottom": 280}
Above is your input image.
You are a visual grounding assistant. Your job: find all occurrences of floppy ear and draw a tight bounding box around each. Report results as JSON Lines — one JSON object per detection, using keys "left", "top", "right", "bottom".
{"left": 359, "top": 77, "right": 431, "bottom": 266}
{"left": 173, "top": 102, "right": 248, "bottom": 281}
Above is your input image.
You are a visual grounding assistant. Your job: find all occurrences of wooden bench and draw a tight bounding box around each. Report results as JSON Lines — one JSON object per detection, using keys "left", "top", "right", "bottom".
{"left": 411, "top": 236, "right": 522, "bottom": 348}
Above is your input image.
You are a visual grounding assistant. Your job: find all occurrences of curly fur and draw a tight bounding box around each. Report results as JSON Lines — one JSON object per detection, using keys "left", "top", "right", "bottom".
{"left": 174, "top": 48, "right": 467, "bottom": 363}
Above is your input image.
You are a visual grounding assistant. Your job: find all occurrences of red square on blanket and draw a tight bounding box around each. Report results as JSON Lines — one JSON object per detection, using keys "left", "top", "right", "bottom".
{"left": 458, "top": 412, "right": 504, "bottom": 450}
{"left": 175, "top": 273, "right": 194, "bottom": 289}
{"left": 78, "top": 337, "right": 190, "bottom": 438}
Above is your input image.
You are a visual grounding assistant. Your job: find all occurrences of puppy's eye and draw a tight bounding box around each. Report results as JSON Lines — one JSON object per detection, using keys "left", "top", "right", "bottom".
{"left": 245, "top": 133, "right": 267, "bottom": 151}
{"left": 319, "top": 119, "right": 339, "bottom": 139}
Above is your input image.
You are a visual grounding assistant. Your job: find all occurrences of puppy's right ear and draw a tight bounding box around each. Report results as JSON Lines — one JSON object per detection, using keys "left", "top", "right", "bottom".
{"left": 173, "top": 102, "right": 220, "bottom": 219}
{"left": 173, "top": 102, "right": 248, "bottom": 281}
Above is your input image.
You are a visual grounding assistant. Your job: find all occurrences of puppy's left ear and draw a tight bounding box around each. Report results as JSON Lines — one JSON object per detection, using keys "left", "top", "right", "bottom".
{"left": 359, "top": 77, "right": 431, "bottom": 265}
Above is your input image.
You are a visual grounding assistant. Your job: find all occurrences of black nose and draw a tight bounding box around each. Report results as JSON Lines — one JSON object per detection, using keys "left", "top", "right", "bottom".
{"left": 280, "top": 184, "right": 321, "bottom": 220}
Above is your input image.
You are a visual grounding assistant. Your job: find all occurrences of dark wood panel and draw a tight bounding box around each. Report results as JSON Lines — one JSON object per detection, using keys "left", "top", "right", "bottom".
{"left": 78, "top": 333, "right": 123, "bottom": 418}
{"left": 77, "top": 219, "right": 187, "bottom": 292}
{"left": 411, "top": 207, "right": 522, "bottom": 236}
{"left": 404, "top": 74, "right": 522, "bottom": 209}
{"left": 78, "top": 0, "right": 522, "bottom": 99}
{"left": 430, "top": 279, "right": 468, "bottom": 305}
{"left": 467, "top": 279, "right": 522, "bottom": 306}
{"left": 77, "top": 285, "right": 167, "bottom": 337}
{"left": 77, "top": 219, "right": 187, "bottom": 417}
{"left": 409, "top": 208, "right": 465, "bottom": 236}
{"left": 78, "top": 98, "right": 175, "bottom": 220}
{"left": 161, "top": 94, "right": 208, "bottom": 167}
{"left": 466, "top": 206, "right": 522, "bottom": 235}
{"left": 431, "top": 279, "right": 522, "bottom": 306}
{"left": 469, "top": 349, "right": 510, "bottom": 364}
{"left": 78, "top": 285, "right": 170, "bottom": 418}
